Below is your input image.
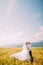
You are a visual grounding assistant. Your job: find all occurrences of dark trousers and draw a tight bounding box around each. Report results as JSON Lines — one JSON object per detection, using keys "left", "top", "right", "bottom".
{"left": 29, "top": 51, "right": 33, "bottom": 62}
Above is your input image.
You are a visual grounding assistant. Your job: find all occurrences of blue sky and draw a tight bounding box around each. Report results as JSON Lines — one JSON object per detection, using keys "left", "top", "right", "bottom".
{"left": 0, "top": 0, "right": 43, "bottom": 46}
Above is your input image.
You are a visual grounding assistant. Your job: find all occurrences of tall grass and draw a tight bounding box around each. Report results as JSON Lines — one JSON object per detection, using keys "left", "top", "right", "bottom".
{"left": 0, "top": 48, "right": 43, "bottom": 65}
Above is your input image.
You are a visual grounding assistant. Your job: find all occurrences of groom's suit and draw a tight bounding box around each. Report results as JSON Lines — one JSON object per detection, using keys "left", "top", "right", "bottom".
{"left": 29, "top": 51, "right": 33, "bottom": 62}
{"left": 29, "top": 44, "right": 33, "bottom": 62}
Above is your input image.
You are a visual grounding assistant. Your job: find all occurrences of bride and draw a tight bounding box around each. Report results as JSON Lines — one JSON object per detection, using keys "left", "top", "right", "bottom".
{"left": 10, "top": 42, "right": 31, "bottom": 61}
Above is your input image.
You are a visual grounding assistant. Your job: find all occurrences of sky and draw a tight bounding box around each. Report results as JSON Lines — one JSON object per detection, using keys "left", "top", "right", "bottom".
{"left": 0, "top": 0, "right": 43, "bottom": 46}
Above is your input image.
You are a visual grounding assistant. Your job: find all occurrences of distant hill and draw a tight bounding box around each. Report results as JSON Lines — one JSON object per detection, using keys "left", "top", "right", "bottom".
{"left": 31, "top": 40, "right": 43, "bottom": 47}
{"left": 15, "top": 40, "right": 43, "bottom": 47}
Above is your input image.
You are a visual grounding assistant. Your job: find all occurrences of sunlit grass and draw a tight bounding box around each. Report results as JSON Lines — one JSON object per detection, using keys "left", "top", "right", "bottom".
{"left": 0, "top": 47, "right": 43, "bottom": 65}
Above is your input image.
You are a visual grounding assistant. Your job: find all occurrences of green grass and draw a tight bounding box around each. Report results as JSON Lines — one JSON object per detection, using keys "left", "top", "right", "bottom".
{"left": 0, "top": 48, "right": 43, "bottom": 65}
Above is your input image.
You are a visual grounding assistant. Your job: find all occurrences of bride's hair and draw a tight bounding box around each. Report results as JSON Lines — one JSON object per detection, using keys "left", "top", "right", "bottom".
{"left": 25, "top": 42, "right": 31, "bottom": 45}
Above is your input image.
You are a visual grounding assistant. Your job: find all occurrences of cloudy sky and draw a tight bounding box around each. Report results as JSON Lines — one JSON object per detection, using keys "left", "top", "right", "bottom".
{"left": 0, "top": 0, "right": 43, "bottom": 46}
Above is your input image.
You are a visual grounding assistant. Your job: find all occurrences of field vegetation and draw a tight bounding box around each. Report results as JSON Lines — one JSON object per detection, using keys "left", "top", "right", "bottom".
{"left": 0, "top": 48, "right": 43, "bottom": 65}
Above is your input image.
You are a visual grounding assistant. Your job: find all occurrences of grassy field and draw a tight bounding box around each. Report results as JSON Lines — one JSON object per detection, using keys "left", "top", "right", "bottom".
{"left": 0, "top": 48, "right": 43, "bottom": 65}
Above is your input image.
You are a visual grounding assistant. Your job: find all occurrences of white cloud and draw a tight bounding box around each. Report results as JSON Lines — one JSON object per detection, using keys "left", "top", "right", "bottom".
{"left": 36, "top": 26, "right": 43, "bottom": 37}
{"left": 35, "top": 32, "right": 43, "bottom": 37}
{"left": 40, "top": 26, "right": 43, "bottom": 31}
{"left": 32, "top": 26, "right": 43, "bottom": 42}
{"left": 0, "top": 0, "right": 42, "bottom": 44}
{"left": 0, "top": 31, "right": 23, "bottom": 45}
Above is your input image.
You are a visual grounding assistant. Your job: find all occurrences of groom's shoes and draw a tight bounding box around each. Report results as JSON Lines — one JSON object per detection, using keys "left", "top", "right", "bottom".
{"left": 30, "top": 57, "right": 33, "bottom": 62}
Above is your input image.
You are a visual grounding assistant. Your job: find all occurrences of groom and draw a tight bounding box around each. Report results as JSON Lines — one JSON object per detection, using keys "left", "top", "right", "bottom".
{"left": 26, "top": 42, "right": 33, "bottom": 62}
{"left": 28, "top": 42, "right": 33, "bottom": 62}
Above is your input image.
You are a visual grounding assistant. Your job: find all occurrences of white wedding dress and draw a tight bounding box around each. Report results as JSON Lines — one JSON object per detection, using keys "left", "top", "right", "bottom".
{"left": 10, "top": 44, "right": 31, "bottom": 61}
